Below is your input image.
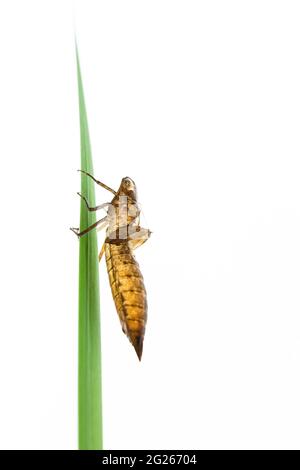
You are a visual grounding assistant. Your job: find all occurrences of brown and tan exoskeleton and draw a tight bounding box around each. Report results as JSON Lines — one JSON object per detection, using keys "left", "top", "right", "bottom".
{"left": 71, "top": 171, "right": 151, "bottom": 360}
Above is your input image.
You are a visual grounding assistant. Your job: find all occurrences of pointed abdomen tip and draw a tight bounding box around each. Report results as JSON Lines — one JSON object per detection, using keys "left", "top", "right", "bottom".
{"left": 132, "top": 335, "right": 143, "bottom": 361}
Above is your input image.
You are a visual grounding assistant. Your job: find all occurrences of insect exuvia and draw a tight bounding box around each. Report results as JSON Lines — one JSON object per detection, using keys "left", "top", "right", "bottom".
{"left": 71, "top": 171, "right": 151, "bottom": 360}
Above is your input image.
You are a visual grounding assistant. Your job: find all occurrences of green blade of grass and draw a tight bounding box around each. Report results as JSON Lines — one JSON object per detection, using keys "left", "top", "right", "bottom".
{"left": 76, "top": 48, "right": 103, "bottom": 450}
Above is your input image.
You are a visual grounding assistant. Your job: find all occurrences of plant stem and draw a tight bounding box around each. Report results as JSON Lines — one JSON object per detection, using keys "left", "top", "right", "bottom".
{"left": 76, "top": 47, "right": 103, "bottom": 450}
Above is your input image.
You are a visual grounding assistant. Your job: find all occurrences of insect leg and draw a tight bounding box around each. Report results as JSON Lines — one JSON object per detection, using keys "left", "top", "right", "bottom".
{"left": 78, "top": 170, "right": 117, "bottom": 195}
{"left": 128, "top": 226, "right": 151, "bottom": 251}
{"left": 70, "top": 216, "right": 107, "bottom": 238}
{"left": 77, "top": 192, "right": 109, "bottom": 212}
{"left": 98, "top": 242, "right": 105, "bottom": 262}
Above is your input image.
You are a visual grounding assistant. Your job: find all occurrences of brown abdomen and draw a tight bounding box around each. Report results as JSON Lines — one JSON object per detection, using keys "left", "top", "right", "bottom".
{"left": 105, "top": 242, "right": 147, "bottom": 360}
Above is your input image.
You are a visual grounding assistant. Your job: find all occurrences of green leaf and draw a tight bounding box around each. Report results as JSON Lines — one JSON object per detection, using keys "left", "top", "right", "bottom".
{"left": 76, "top": 47, "right": 103, "bottom": 450}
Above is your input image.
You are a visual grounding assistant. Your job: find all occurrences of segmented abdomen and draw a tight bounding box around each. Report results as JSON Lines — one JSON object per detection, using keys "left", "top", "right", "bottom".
{"left": 105, "top": 241, "right": 147, "bottom": 360}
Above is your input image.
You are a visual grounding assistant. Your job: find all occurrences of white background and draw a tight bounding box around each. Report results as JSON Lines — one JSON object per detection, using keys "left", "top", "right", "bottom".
{"left": 0, "top": 0, "right": 300, "bottom": 450}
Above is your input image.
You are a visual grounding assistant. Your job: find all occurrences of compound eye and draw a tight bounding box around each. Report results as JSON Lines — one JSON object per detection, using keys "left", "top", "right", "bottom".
{"left": 124, "top": 178, "right": 133, "bottom": 188}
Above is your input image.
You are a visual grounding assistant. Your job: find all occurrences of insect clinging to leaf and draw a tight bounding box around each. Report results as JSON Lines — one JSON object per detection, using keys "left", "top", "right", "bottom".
{"left": 71, "top": 171, "right": 151, "bottom": 360}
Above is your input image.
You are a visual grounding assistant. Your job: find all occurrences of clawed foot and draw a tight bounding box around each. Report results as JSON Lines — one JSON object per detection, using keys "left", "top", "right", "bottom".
{"left": 70, "top": 227, "right": 80, "bottom": 237}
